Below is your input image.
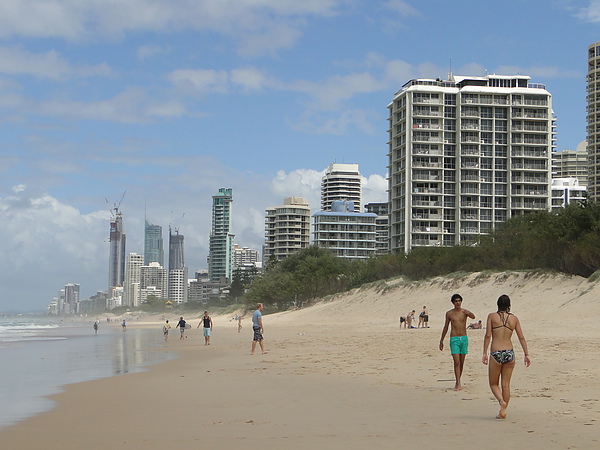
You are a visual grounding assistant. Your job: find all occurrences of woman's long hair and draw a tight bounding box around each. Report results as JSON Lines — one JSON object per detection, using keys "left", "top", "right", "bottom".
{"left": 497, "top": 294, "right": 511, "bottom": 313}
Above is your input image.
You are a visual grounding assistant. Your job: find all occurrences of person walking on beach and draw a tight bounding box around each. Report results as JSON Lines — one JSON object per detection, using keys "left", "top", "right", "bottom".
{"left": 121, "top": 319, "right": 126, "bottom": 331}
{"left": 238, "top": 316, "right": 242, "bottom": 333}
{"left": 197, "top": 311, "right": 213, "bottom": 345}
{"left": 482, "top": 294, "right": 530, "bottom": 419}
{"left": 422, "top": 306, "right": 429, "bottom": 328}
{"left": 93, "top": 320, "right": 99, "bottom": 334}
{"left": 176, "top": 317, "right": 187, "bottom": 340}
{"left": 439, "top": 293, "right": 475, "bottom": 391}
{"left": 251, "top": 303, "right": 267, "bottom": 355}
{"left": 163, "top": 320, "right": 171, "bottom": 341}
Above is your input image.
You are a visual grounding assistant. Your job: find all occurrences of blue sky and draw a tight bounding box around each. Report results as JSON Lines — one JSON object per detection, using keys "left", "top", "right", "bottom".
{"left": 1, "top": 0, "right": 598, "bottom": 312}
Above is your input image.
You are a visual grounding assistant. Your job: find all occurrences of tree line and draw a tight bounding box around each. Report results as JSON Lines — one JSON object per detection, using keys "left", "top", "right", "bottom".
{"left": 245, "top": 200, "right": 600, "bottom": 310}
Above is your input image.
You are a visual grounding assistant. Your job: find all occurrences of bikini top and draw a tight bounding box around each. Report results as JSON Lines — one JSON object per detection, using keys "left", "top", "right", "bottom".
{"left": 492, "top": 311, "right": 514, "bottom": 331}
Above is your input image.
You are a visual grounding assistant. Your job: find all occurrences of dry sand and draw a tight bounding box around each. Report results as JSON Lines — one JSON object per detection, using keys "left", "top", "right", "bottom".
{"left": 1, "top": 271, "right": 599, "bottom": 449}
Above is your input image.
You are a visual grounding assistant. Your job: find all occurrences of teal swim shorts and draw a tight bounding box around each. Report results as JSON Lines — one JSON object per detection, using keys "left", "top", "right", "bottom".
{"left": 449, "top": 335, "right": 469, "bottom": 355}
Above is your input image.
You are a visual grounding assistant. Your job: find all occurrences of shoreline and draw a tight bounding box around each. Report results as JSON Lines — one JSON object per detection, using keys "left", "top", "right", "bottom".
{"left": 1, "top": 272, "right": 599, "bottom": 448}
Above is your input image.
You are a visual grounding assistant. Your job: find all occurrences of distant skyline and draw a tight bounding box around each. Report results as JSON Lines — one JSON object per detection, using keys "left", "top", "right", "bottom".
{"left": 1, "top": 0, "right": 599, "bottom": 311}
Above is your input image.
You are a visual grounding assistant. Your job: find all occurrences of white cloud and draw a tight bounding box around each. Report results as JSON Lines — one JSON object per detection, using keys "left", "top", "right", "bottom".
{"left": 577, "top": 0, "right": 600, "bottom": 21}
{"left": 136, "top": 44, "right": 171, "bottom": 59}
{"left": 0, "top": 46, "right": 113, "bottom": 80}
{"left": 167, "top": 69, "right": 230, "bottom": 94}
{"left": 493, "top": 65, "right": 580, "bottom": 79}
{"left": 383, "top": 0, "right": 420, "bottom": 17}
{"left": 0, "top": 0, "right": 346, "bottom": 54}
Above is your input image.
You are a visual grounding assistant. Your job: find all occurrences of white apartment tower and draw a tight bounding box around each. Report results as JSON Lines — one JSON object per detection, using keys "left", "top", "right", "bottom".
{"left": 265, "top": 196, "right": 311, "bottom": 261}
{"left": 124, "top": 252, "right": 144, "bottom": 307}
{"left": 140, "top": 262, "right": 168, "bottom": 303}
{"left": 388, "top": 74, "right": 555, "bottom": 253}
{"left": 321, "top": 163, "right": 362, "bottom": 212}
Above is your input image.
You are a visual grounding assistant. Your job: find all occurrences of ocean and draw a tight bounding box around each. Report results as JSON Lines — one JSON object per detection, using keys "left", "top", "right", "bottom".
{"left": 0, "top": 316, "right": 175, "bottom": 430}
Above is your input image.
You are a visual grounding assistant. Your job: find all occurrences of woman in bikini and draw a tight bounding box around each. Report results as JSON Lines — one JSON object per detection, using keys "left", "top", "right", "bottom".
{"left": 482, "top": 294, "right": 530, "bottom": 419}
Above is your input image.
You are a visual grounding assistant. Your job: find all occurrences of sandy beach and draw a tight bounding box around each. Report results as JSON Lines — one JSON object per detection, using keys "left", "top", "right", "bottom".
{"left": 1, "top": 271, "right": 599, "bottom": 449}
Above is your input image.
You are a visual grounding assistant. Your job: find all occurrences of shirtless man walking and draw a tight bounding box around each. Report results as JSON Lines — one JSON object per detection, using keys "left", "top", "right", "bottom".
{"left": 439, "top": 293, "right": 475, "bottom": 391}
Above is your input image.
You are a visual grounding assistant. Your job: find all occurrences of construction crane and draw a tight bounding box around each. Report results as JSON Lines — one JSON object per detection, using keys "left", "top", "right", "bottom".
{"left": 105, "top": 191, "right": 126, "bottom": 217}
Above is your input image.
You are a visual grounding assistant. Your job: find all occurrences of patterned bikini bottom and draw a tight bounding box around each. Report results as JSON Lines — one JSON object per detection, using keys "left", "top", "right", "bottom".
{"left": 490, "top": 349, "right": 515, "bottom": 364}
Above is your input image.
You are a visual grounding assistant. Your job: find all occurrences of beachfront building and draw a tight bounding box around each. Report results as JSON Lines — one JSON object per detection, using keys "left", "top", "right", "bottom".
{"left": 140, "top": 262, "right": 168, "bottom": 303}
{"left": 552, "top": 141, "right": 588, "bottom": 186}
{"left": 208, "top": 188, "right": 235, "bottom": 283}
{"left": 312, "top": 200, "right": 377, "bottom": 260}
{"left": 124, "top": 252, "right": 144, "bottom": 307}
{"left": 108, "top": 211, "right": 126, "bottom": 290}
{"left": 365, "top": 202, "right": 390, "bottom": 254}
{"left": 168, "top": 227, "right": 188, "bottom": 303}
{"left": 61, "top": 283, "right": 80, "bottom": 315}
{"left": 264, "top": 196, "right": 311, "bottom": 262}
{"left": 588, "top": 41, "right": 600, "bottom": 200}
{"left": 551, "top": 178, "right": 587, "bottom": 212}
{"left": 388, "top": 74, "right": 555, "bottom": 253}
{"left": 144, "top": 220, "right": 164, "bottom": 266}
{"left": 321, "top": 163, "right": 362, "bottom": 212}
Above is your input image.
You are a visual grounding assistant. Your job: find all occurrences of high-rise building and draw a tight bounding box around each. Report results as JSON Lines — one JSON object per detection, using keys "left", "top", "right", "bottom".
{"left": 321, "top": 163, "right": 362, "bottom": 212}
{"left": 233, "top": 244, "right": 260, "bottom": 268}
{"left": 313, "top": 200, "right": 377, "bottom": 260}
{"left": 124, "top": 252, "right": 144, "bottom": 307}
{"left": 64, "top": 283, "right": 80, "bottom": 315}
{"left": 144, "top": 220, "right": 164, "bottom": 266}
{"left": 108, "top": 211, "right": 126, "bottom": 289}
{"left": 140, "top": 262, "right": 168, "bottom": 304}
{"left": 588, "top": 42, "right": 600, "bottom": 199}
{"left": 552, "top": 141, "right": 588, "bottom": 186}
{"left": 388, "top": 74, "right": 555, "bottom": 253}
{"left": 264, "top": 196, "right": 311, "bottom": 261}
{"left": 168, "top": 226, "right": 187, "bottom": 303}
{"left": 365, "top": 202, "right": 390, "bottom": 254}
{"left": 208, "top": 188, "right": 234, "bottom": 283}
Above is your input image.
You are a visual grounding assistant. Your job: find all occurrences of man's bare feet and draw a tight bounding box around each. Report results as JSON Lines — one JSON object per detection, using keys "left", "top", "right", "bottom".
{"left": 453, "top": 384, "right": 462, "bottom": 391}
{"left": 262, "top": 351, "right": 268, "bottom": 354}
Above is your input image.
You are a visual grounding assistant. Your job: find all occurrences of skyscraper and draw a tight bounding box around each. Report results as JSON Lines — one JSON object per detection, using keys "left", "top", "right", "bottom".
{"left": 208, "top": 188, "right": 234, "bottom": 283}
{"left": 124, "top": 252, "right": 144, "bottom": 307}
{"left": 321, "top": 163, "right": 362, "bottom": 212}
{"left": 144, "top": 220, "right": 164, "bottom": 266}
{"left": 588, "top": 42, "right": 600, "bottom": 200}
{"left": 388, "top": 74, "right": 554, "bottom": 253}
{"left": 108, "top": 211, "right": 126, "bottom": 289}
{"left": 264, "top": 196, "right": 311, "bottom": 261}
{"left": 168, "top": 226, "right": 188, "bottom": 304}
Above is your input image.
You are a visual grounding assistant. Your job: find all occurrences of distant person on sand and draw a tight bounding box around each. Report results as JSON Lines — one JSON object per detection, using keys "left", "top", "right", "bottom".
{"left": 176, "top": 317, "right": 187, "bottom": 340}
{"left": 482, "top": 294, "right": 530, "bottom": 420}
{"left": 163, "top": 320, "right": 171, "bottom": 341}
{"left": 399, "top": 315, "right": 406, "bottom": 329}
{"left": 121, "top": 319, "right": 126, "bottom": 331}
{"left": 93, "top": 320, "right": 99, "bottom": 334}
{"left": 439, "top": 293, "right": 475, "bottom": 391}
{"left": 238, "top": 316, "right": 242, "bottom": 333}
{"left": 251, "top": 303, "right": 267, "bottom": 355}
{"left": 406, "top": 310, "right": 416, "bottom": 328}
{"left": 419, "top": 306, "right": 429, "bottom": 328}
{"left": 468, "top": 320, "right": 483, "bottom": 329}
{"left": 197, "top": 311, "right": 213, "bottom": 345}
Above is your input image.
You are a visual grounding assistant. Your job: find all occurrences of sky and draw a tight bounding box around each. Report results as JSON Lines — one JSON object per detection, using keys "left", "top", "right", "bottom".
{"left": 1, "top": 0, "right": 599, "bottom": 312}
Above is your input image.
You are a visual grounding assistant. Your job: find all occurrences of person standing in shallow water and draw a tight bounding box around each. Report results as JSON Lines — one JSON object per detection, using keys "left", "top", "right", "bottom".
{"left": 482, "top": 294, "right": 530, "bottom": 420}
{"left": 439, "top": 293, "right": 475, "bottom": 391}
